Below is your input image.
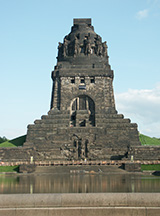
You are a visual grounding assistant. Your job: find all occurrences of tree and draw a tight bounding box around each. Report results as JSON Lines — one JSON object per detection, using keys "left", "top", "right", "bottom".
{"left": 0, "top": 136, "right": 8, "bottom": 143}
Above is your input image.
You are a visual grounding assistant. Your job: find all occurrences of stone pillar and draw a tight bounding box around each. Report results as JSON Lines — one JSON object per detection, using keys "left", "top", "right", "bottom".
{"left": 86, "top": 97, "right": 89, "bottom": 110}
{"left": 104, "top": 77, "right": 116, "bottom": 112}
{"left": 77, "top": 97, "right": 79, "bottom": 110}
{"left": 51, "top": 76, "right": 61, "bottom": 110}
{"left": 53, "top": 78, "right": 58, "bottom": 109}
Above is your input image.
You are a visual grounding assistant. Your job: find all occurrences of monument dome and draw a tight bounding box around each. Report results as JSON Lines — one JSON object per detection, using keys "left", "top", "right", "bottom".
{"left": 57, "top": 19, "right": 109, "bottom": 66}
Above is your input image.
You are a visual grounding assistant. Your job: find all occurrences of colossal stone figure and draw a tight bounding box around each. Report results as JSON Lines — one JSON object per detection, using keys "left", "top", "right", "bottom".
{"left": 74, "top": 36, "right": 79, "bottom": 57}
{"left": 63, "top": 38, "right": 69, "bottom": 57}
{"left": 102, "top": 41, "right": 108, "bottom": 57}
{"left": 84, "top": 36, "right": 92, "bottom": 55}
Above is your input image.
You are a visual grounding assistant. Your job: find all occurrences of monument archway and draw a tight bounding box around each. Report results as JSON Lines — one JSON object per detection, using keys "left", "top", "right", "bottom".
{"left": 70, "top": 95, "right": 95, "bottom": 127}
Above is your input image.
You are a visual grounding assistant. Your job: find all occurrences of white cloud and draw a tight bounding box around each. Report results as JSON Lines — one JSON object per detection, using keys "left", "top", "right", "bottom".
{"left": 136, "top": 9, "right": 149, "bottom": 19}
{"left": 115, "top": 84, "right": 160, "bottom": 138}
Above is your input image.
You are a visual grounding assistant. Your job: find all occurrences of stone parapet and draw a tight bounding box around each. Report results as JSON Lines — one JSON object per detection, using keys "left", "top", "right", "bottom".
{"left": 0, "top": 193, "right": 160, "bottom": 216}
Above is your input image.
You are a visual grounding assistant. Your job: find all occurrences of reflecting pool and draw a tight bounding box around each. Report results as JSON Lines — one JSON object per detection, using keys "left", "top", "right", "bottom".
{"left": 0, "top": 173, "right": 160, "bottom": 194}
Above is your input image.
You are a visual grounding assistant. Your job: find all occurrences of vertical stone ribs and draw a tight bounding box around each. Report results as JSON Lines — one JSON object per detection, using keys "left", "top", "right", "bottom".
{"left": 51, "top": 72, "right": 61, "bottom": 110}
{"left": 104, "top": 77, "right": 115, "bottom": 111}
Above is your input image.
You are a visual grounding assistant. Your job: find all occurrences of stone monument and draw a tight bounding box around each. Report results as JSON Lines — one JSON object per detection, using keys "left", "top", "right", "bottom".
{"left": 23, "top": 18, "right": 141, "bottom": 161}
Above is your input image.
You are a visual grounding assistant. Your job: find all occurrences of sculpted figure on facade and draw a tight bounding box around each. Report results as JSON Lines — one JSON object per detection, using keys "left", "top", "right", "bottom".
{"left": 84, "top": 36, "right": 92, "bottom": 55}
{"left": 94, "top": 35, "right": 103, "bottom": 56}
{"left": 63, "top": 38, "right": 69, "bottom": 57}
{"left": 95, "top": 40, "right": 103, "bottom": 56}
{"left": 57, "top": 42, "right": 63, "bottom": 60}
{"left": 74, "top": 36, "right": 79, "bottom": 57}
{"left": 102, "top": 41, "right": 108, "bottom": 57}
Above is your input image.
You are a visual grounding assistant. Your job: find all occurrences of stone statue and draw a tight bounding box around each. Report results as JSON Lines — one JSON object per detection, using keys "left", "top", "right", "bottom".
{"left": 102, "top": 41, "right": 108, "bottom": 57}
{"left": 95, "top": 35, "right": 103, "bottom": 56}
{"left": 74, "top": 36, "right": 79, "bottom": 57}
{"left": 63, "top": 38, "right": 69, "bottom": 57}
{"left": 95, "top": 40, "right": 103, "bottom": 56}
{"left": 84, "top": 37, "right": 92, "bottom": 55}
{"left": 58, "top": 42, "right": 63, "bottom": 59}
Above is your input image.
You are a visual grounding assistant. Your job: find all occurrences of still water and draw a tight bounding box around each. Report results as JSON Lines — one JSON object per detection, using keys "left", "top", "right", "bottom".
{"left": 0, "top": 173, "right": 160, "bottom": 194}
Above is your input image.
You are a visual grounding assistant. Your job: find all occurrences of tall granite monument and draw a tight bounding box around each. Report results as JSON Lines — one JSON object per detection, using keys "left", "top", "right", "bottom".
{"left": 24, "top": 19, "right": 141, "bottom": 161}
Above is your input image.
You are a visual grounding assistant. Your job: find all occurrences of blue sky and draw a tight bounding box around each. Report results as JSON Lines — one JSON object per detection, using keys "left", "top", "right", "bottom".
{"left": 0, "top": 0, "right": 160, "bottom": 139}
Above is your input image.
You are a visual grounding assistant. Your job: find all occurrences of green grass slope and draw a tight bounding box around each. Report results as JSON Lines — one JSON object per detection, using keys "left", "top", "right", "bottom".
{"left": 0, "top": 166, "right": 19, "bottom": 172}
{"left": 141, "top": 164, "right": 160, "bottom": 171}
{"left": 0, "top": 135, "right": 26, "bottom": 147}
{"left": 139, "top": 134, "right": 160, "bottom": 146}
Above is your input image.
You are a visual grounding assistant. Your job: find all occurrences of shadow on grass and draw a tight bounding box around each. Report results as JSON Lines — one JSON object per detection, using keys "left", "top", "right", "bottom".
{"left": 0, "top": 135, "right": 26, "bottom": 147}
{"left": 152, "top": 171, "right": 160, "bottom": 176}
{"left": 0, "top": 165, "right": 19, "bottom": 172}
{"left": 9, "top": 135, "right": 26, "bottom": 147}
{"left": 13, "top": 166, "right": 19, "bottom": 172}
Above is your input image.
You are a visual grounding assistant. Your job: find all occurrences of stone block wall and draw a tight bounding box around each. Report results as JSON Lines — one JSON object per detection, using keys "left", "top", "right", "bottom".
{"left": 57, "top": 74, "right": 115, "bottom": 113}
{"left": 124, "top": 162, "right": 141, "bottom": 172}
{"left": 0, "top": 147, "right": 34, "bottom": 162}
{"left": 129, "top": 146, "right": 160, "bottom": 160}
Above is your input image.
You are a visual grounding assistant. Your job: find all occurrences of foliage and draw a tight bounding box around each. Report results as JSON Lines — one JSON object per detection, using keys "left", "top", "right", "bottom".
{"left": 141, "top": 164, "right": 160, "bottom": 171}
{"left": 0, "top": 135, "right": 26, "bottom": 147}
{"left": 0, "top": 166, "right": 19, "bottom": 172}
{"left": 139, "top": 134, "right": 160, "bottom": 146}
{"left": 0, "top": 136, "right": 8, "bottom": 144}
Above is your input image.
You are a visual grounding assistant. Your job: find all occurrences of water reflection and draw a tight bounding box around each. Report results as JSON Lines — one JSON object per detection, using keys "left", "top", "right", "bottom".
{"left": 0, "top": 174, "right": 160, "bottom": 194}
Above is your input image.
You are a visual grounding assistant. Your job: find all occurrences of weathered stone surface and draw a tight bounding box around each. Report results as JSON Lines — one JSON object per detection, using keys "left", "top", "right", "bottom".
{"left": 1, "top": 193, "right": 160, "bottom": 208}
{"left": 124, "top": 163, "right": 141, "bottom": 172}
{"left": 19, "top": 164, "right": 36, "bottom": 173}
{"left": 129, "top": 146, "right": 160, "bottom": 160}
{"left": 0, "top": 193, "right": 160, "bottom": 216}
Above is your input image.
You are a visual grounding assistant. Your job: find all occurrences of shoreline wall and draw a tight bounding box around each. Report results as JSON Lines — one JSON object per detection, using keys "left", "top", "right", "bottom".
{"left": 0, "top": 193, "right": 160, "bottom": 216}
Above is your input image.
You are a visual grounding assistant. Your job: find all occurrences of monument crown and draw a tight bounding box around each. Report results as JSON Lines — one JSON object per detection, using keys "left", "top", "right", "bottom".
{"left": 73, "top": 18, "right": 91, "bottom": 25}
{"left": 57, "top": 18, "right": 108, "bottom": 65}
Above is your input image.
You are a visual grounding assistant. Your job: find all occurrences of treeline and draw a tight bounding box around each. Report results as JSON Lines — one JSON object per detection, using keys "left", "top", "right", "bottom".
{"left": 0, "top": 136, "right": 8, "bottom": 143}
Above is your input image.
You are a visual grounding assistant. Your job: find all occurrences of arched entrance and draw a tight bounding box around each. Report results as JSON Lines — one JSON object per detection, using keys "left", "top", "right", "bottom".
{"left": 70, "top": 95, "right": 95, "bottom": 127}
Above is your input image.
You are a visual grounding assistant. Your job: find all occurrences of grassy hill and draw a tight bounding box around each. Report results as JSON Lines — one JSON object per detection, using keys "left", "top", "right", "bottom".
{"left": 139, "top": 134, "right": 160, "bottom": 146}
{"left": 0, "top": 135, "right": 26, "bottom": 147}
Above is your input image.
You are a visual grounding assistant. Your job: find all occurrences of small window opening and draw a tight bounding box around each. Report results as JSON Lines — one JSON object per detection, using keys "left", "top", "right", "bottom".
{"left": 80, "top": 77, "right": 85, "bottom": 83}
{"left": 92, "top": 64, "right": 95, "bottom": 68}
{"left": 90, "top": 77, "right": 95, "bottom": 83}
{"left": 71, "top": 78, "right": 75, "bottom": 83}
{"left": 80, "top": 120, "right": 86, "bottom": 127}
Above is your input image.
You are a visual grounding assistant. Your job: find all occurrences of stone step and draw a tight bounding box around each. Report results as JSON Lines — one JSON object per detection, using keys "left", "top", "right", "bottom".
{"left": 42, "top": 114, "right": 70, "bottom": 120}
{"left": 95, "top": 114, "right": 124, "bottom": 119}
{"left": 28, "top": 124, "right": 69, "bottom": 130}
{"left": 96, "top": 118, "right": 131, "bottom": 123}
{"left": 96, "top": 123, "right": 137, "bottom": 128}
{"left": 34, "top": 119, "right": 69, "bottom": 124}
